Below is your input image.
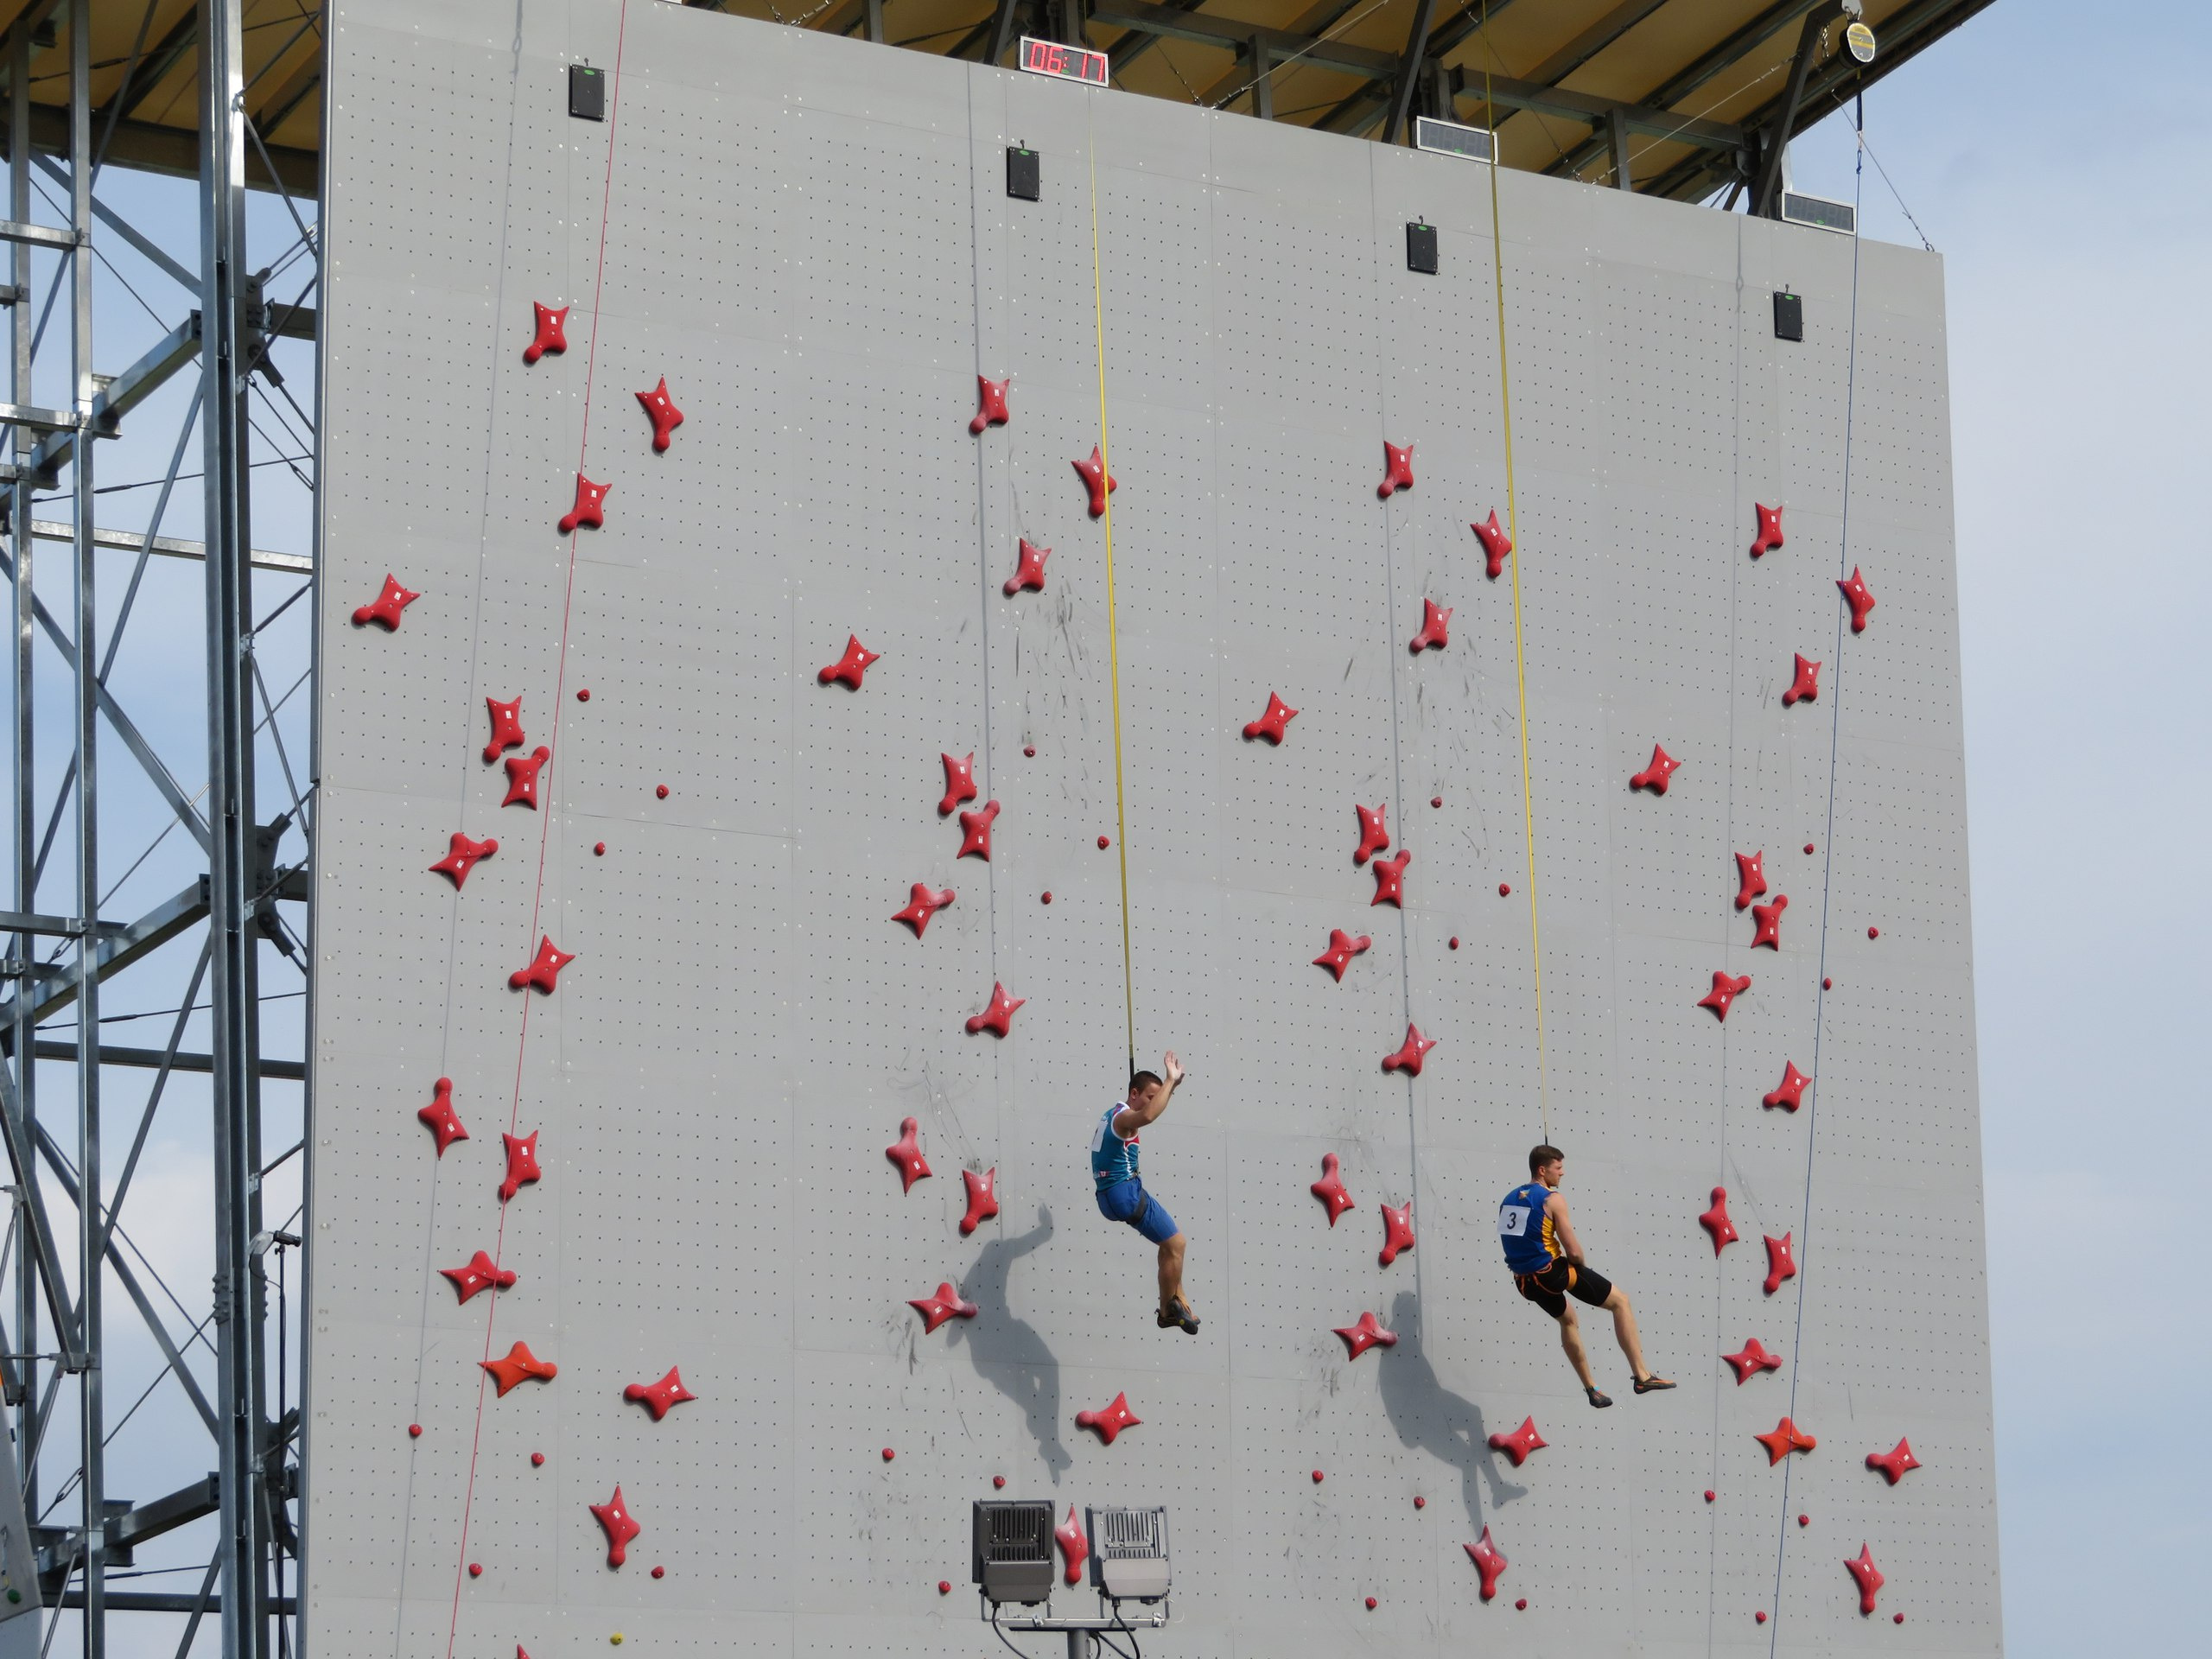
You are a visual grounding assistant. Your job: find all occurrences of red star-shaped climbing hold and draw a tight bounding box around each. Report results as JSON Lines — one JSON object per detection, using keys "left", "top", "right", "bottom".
{"left": 1698, "top": 970, "right": 1751, "bottom": 1020}
{"left": 558, "top": 474, "right": 608, "bottom": 533}
{"left": 430, "top": 832, "right": 498, "bottom": 890}
{"left": 1866, "top": 1437, "right": 1921, "bottom": 1484}
{"left": 1837, "top": 566, "right": 1877, "bottom": 632}
{"left": 502, "top": 746, "right": 551, "bottom": 809}
{"left": 524, "top": 301, "right": 569, "bottom": 364}
{"left": 1630, "top": 744, "right": 1681, "bottom": 794}
{"left": 1486, "top": 1417, "right": 1548, "bottom": 1466}
{"left": 417, "top": 1077, "right": 468, "bottom": 1157}
{"left": 590, "top": 1485, "right": 642, "bottom": 1567}
{"left": 1472, "top": 510, "right": 1512, "bottom": 579}
{"left": 971, "top": 375, "right": 1011, "bottom": 435}
{"left": 483, "top": 696, "right": 526, "bottom": 763}
{"left": 1003, "top": 537, "right": 1049, "bottom": 595}
{"left": 818, "top": 634, "right": 881, "bottom": 690}
{"left": 1700, "top": 1187, "right": 1738, "bottom": 1254}
{"left": 1313, "top": 930, "right": 1372, "bottom": 982}
{"left": 1723, "top": 1338, "right": 1783, "bottom": 1384}
{"left": 906, "top": 1282, "right": 980, "bottom": 1335}
{"left": 1333, "top": 1311, "right": 1399, "bottom": 1360}
{"left": 965, "top": 982, "right": 1026, "bottom": 1038}
{"left": 1243, "top": 692, "right": 1298, "bottom": 744}
{"left": 1782, "top": 652, "right": 1822, "bottom": 707}
{"left": 886, "top": 1118, "right": 931, "bottom": 1192}
{"left": 1077, "top": 1391, "right": 1141, "bottom": 1446}
{"left": 939, "top": 752, "right": 979, "bottom": 816}
{"left": 1464, "top": 1528, "right": 1508, "bottom": 1600}
{"left": 1381, "top": 1026, "right": 1433, "bottom": 1077}
{"left": 1073, "top": 445, "right": 1117, "bottom": 517}
{"left": 1408, "top": 597, "right": 1452, "bottom": 653}
{"left": 1750, "top": 893, "right": 1789, "bottom": 950}
{"left": 961, "top": 1166, "right": 1001, "bottom": 1235}
{"left": 635, "top": 378, "right": 683, "bottom": 451}
{"left": 351, "top": 574, "right": 419, "bottom": 631}
{"left": 1756, "top": 1415, "right": 1818, "bottom": 1465}
{"left": 957, "top": 801, "right": 1000, "bottom": 861}
{"left": 1378, "top": 441, "right": 1415, "bottom": 499}
{"left": 1763, "top": 1231, "right": 1797, "bottom": 1295}
{"left": 443, "top": 1251, "right": 518, "bottom": 1303}
{"left": 1376, "top": 1198, "right": 1418, "bottom": 1266}
{"left": 1846, "top": 1544, "right": 1885, "bottom": 1615}
{"left": 1311, "top": 1154, "right": 1354, "bottom": 1225}
{"left": 1734, "top": 849, "right": 1767, "bottom": 910}
{"left": 624, "top": 1367, "right": 698, "bottom": 1421}
{"left": 893, "top": 883, "right": 956, "bottom": 938}
{"left": 499, "top": 1131, "right": 542, "bottom": 1203}
{"left": 1751, "top": 501, "right": 1784, "bottom": 558}
{"left": 482, "top": 1341, "right": 558, "bottom": 1398}
{"left": 508, "top": 935, "right": 575, "bottom": 994}
{"left": 1056, "top": 1504, "right": 1089, "bottom": 1586}
{"left": 1371, "top": 849, "right": 1412, "bottom": 907}
{"left": 1354, "top": 803, "right": 1390, "bottom": 865}
{"left": 1764, "top": 1061, "right": 1811, "bottom": 1112}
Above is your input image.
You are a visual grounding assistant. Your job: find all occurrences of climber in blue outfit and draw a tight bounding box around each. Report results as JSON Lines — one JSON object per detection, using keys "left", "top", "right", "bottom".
{"left": 1499, "top": 1145, "right": 1673, "bottom": 1408}
{"left": 1093, "top": 1051, "right": 1198, "bottom": 1333}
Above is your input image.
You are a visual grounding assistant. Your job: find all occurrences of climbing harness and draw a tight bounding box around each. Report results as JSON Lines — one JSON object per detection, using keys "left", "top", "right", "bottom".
{"left": 1087, "top": 105, "right": 1138, "bottom": 1074}
{"left": 1480, "top": 8, "right": 1552, "bottom": 1145}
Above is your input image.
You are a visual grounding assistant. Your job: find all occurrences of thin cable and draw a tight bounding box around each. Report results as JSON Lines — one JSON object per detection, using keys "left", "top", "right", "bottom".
{"left": 988, "top": 1606, "right": 1039, "bottom": 1659}
{"left": 1481, "top": 4, "right": 1550, "bottom": 1143}
{"left": 1085, "top": 102, "right": 1136, "bottom": 1073}
{"left": 441, "top": 10, "right": 631, "bottom": 1656}
{"left": 1767, "top": 92, "right": 1866, "bottom": 1657}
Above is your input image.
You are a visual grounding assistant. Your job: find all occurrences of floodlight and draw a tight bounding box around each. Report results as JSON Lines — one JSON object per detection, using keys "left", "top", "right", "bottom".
{"left": 1086, "top": 1506, "right": 1170, "bottom": 1603}
{"left": 972, "top": 1500, "right": 1055, "bottom": 1605}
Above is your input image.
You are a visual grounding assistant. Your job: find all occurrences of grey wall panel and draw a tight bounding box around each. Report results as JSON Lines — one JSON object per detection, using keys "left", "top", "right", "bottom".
{"left": 309, "top": 3, "right": 1995, "bottom": 1654}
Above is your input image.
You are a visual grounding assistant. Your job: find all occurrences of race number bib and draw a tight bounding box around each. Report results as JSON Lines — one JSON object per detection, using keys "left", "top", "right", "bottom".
{"left": 1498, "top": 1204, "right": 1531, "bottom": 1237}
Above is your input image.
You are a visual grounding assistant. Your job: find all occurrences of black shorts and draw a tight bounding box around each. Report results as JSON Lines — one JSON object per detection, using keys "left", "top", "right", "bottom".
{"left": 1515, "top": 1258, "right": 1613, "bottom": 1319}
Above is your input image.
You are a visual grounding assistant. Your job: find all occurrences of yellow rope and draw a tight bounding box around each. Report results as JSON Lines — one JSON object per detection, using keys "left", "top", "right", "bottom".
{"left": 1482, "top": 19, "right": 1551, "bottom": 1143}
{"left": 1087, "top": 111, "right": 1137, "bottom": 1072}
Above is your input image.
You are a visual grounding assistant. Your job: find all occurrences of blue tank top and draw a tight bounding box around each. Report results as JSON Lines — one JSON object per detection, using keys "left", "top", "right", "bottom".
{"left": 1498, "top": 1182, "right": 1559, "bottom": 1273}
{"left": 1090, "top": 1103, "right": 1140, "bottom": 1186}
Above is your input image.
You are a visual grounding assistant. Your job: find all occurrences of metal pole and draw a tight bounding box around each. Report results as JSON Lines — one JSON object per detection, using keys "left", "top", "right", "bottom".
{"left": 67, "top": 5, "right": 106, "bottom": 1654}
{"left": 201, "top": 3, "right": 268, "bottom": 1658}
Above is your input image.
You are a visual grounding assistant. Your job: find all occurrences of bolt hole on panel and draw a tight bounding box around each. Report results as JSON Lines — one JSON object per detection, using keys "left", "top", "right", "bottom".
{"left": 308, "top": 4, "right": 1993, "bottom": 1656}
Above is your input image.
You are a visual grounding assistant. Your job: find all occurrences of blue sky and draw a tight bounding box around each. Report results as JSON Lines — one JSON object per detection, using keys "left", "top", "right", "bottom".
{"left": 1787, "top": 3, "right": 2211, "bottom": 1653}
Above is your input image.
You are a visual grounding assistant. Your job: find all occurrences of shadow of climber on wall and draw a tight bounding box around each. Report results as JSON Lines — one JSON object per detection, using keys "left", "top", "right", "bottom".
{"left": 1377, "top": 1288, "right": 1526, "bottom": 1528}
{"left": 952, "top": 1205, "right": 1072, "bottom": 1480}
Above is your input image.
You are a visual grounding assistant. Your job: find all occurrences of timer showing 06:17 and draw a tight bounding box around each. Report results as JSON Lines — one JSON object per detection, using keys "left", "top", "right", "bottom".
{"left": 1019, "top": 35, "right": 1109, "bottom": 86}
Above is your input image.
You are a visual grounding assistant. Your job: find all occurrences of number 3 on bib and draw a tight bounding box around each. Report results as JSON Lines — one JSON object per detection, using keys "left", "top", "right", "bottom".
{"left": 1498, "top": 1205, "right": 1530, "bottom": 1237}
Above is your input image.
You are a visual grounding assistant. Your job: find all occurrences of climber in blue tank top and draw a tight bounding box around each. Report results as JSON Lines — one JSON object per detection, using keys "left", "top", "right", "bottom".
{"left": 1499, "top": 1144, "right": 1673, "bottom": 1408}
{"left": 1092, "top": 1050, "right": 1198, "bottom": 1334}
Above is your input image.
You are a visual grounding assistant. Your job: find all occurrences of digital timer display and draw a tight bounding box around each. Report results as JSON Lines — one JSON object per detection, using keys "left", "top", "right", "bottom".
{"left": 1019, "top": 36, "right": 1109, "bottom": 86}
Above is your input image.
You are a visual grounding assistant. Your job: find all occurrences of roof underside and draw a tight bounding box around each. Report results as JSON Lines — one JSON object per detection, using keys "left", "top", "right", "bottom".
{"left": 1, "top": 0, "right": 1993, "bottom": 206}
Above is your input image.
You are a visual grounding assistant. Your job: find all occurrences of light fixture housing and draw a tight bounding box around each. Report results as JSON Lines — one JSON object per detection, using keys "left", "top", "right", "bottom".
{"left": 1086, "top": 1505, "right": 1170, "bottom": 1603}
{"left": 972, "top": 1501, "right": 1055, "bottom": 1605}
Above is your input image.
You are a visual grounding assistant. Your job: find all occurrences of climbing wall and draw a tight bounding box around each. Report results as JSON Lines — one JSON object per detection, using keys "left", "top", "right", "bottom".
{"left": 304, "top": 3, "right": 1999, "bottom": 1656}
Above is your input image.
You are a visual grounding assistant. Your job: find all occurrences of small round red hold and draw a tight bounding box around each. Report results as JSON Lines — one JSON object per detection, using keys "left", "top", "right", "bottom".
{"left": 1041, "top": 892, "right": 1052, "bottom": 904}
{"left": 1867, "top": 925, "right": 1879, "bottom": 938}
{"left": 993, "top": 1476, "right": 1007, "bottom": 1490}
{"left": 1024, "top": 747, "right": 1036, "bottom": 757}
{"left": 1498, "top": 882, "right": 1511, "bottom": 896}
{"left": 652, "top": 1567, "right": 665, "bottom": 1580}
{"left": 594, "top": 842, "right": 606, "bottom": 855}
{"left": 468, "top": 1564, "right": 482, "bottom": 1579}
{"left": 577, "top": 689, "right": 591, "bottom": 702}
{"left": 1896, "top": 1615, "right": 1905, "bottom": 1624}
{"left": 532, "top": 1452, "right": 546, "bottom": 1467}
{"left": 938, "top": 1581, "right": 950, "bottom": 1595}
{"left": 1803, "top": 842, "right": 1815, "bottom": 854}
{"left": 1515, "top": 1599, "right": 1528, "bottom": 1611}
{"left": 1823, "top": 976, "right": 1834, "bottom": 989}
{"left": 1365, "top": 1598, "right": 1377, "bottom": 1611}
{"left": 1311, "top": 1470, "right": 1324, "bottom": 1484}
{"left": 408, "top": 1423, "right": 422, "bottom": 1439}
{"left": 882, "top": 1447, "right": 896, "bottom": 1462}
{"left": 1796, "top": 1514, "right": 1808, "bottom": 1527}
{"left": 1431, "top": 796, "right": 1442, "bottom": 808}
{"left": 657, "top": 785, "right": 669, "bottom": 799}
{"left": 1448, "top": 937, "right": 1459, "bottom": 950}
{"left": 1704, "top": 1491, "right": 1715, "bottom": 1503}
{"left": 1413, "top": 1497, "right": 1425, "bottom": 1510}
{"left": 1756, "top": 1611, "right": 1768, "bottom": 1624}
{"left": 1097, "top": 836, "right": 1110, "bottom": 849}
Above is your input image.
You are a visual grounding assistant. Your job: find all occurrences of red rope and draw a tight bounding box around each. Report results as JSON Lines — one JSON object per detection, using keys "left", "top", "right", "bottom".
{"left": 442, "top": 7, "right": 632, "bottom": 1653}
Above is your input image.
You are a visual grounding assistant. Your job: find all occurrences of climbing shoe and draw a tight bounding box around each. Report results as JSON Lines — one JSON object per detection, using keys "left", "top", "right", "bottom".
{"left": 1167, "top": 1297, "right": 1199, "bottom": 1334}
{"left": 1634, "top": 1375, "right": 1676, "bottom": 1395}
{"left": 1586, "top": 1385, "right": 1613, "bottom": 1408}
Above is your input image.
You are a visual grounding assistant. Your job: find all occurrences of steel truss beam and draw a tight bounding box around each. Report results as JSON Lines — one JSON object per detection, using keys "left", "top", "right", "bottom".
{"left": 0, "top": 6, "right": 315, "bottom": 1659}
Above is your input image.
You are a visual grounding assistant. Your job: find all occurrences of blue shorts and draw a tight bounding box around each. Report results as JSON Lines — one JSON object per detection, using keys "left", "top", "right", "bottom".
{"left": 1095, "top": 1178, "right": 1179, "bottom": 1245}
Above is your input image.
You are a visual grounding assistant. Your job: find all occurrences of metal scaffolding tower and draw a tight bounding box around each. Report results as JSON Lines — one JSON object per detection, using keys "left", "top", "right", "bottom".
{"left": 0, "top": 4, "right": 318, "bottom": 1659}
